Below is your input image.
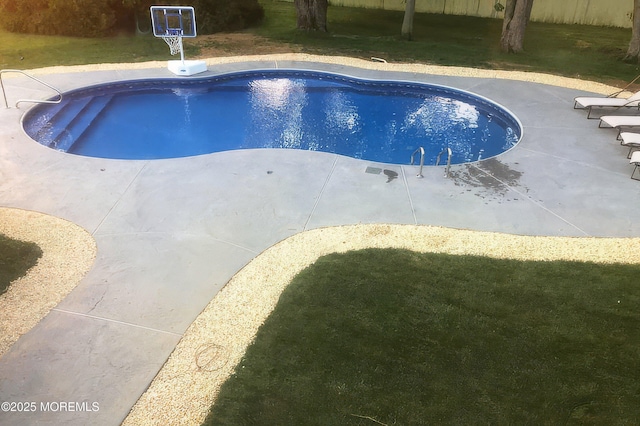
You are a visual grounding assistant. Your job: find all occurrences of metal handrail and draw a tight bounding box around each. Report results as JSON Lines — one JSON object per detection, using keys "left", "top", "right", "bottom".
{"left": 1, "top": 69, "right": 63, "bottom": 109}
{"left": 435, "top": 147, "right": 453, "bottom": 177}
{"left": 410, "top": 146, "right": 425, "bottom": 178}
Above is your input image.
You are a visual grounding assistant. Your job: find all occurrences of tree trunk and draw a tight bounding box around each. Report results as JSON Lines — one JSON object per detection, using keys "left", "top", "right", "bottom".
{"left": 401, "top": 0, "right": 416, "bottom": 40}
{"left": 500, "top": 0, "right": 534, "bottom": 53}
{"left": 295, "top": 0, "right": 328, "bottom": 32}
{"left": 625, "top": 0, "right": 640, "bottom": 62}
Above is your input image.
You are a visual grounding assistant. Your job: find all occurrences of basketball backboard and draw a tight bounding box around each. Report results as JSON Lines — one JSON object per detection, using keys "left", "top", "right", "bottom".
{"left": 150, "top": 6, "right": 197, "bottom": 38}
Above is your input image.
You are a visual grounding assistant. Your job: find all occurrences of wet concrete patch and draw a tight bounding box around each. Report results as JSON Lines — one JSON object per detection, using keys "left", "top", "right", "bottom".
{"left": 450, "top": 158, "right": 528, "bottom": 202}
{"left": 383, "top": 169, "right": 398, "bottom": 183}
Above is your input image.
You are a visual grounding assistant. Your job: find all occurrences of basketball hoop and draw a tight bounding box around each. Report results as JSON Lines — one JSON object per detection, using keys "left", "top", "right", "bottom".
{"left": 150, "top": 6, "right": 207, "bottom": 76}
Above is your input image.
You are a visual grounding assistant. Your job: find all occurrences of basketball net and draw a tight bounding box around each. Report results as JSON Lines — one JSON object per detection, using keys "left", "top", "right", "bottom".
{"left": 162, "top": 35, "right": 182, "bottom": 56}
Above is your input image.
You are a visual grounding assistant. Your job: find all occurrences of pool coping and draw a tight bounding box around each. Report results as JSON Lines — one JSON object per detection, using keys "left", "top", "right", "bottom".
{"left": 1, "top": 54, "right": 640, "bottom": 425}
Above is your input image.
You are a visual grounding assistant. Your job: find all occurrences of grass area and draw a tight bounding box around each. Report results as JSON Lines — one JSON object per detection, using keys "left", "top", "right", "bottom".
{"left": 0, "top": 30, "right": 196, "bottom": 70}
{"left": 0, "top": 0, "right": 639, "bottom": 85}
{"left": 254, "top": 0, "right": 640, "bottom": 85}
{"left": 0, "top": 234, "right": 42, "bottom": 295}
{"left": 206, "top": 248, "right": 640, "bottom": 425}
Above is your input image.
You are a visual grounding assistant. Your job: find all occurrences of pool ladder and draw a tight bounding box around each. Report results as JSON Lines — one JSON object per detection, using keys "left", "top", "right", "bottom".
{"left": 410, "top": 147, "right": 425, "bottom": 178}
{"left": 410, "top": 147, "right": 452, "bottom": 178}
{"left": 436, "top": 147, "right": 453, "bottom": 178}
{"left": 1, "top": 69, "right": 63, "bottom": 109}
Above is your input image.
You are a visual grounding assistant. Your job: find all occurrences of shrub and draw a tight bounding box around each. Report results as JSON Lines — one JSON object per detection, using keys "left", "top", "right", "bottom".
{"left": 0, "top": 0, "right": 119, "bottom": 37}
{"left": 189, "top": 0, "right": 264, "bottom": 34}
{"left": 0, "top": 0, "right": 263, "bottom": 37}
{"left": 0, "top": 0, "right": 50, "bottom": 35}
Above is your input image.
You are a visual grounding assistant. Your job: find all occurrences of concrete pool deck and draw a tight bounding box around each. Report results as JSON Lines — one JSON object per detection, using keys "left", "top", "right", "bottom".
{"left": 1, "top": 55, "right": 640, "bottom": 425}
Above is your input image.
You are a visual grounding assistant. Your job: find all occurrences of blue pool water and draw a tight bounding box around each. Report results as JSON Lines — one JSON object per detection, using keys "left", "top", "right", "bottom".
{"left": 23, "top": 70, "right": 522, "bottom": 164}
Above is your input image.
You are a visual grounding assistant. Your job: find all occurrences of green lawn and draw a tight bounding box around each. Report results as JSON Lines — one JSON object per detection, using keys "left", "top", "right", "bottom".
{"left": 254, "top": 0, "right": 640, "bottom": 85}
{"left": 206, "top": 248, "right": 640, "bottom": 425}
{"left": 0, "top": 235, "right": 42, "bottom": 295}
{"left": 0, "top": 30, "right": 192, "bottom": 70}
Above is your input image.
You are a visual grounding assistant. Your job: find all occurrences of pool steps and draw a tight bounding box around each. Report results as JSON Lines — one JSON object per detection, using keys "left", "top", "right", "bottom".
{"left": 29, "top": 95, "right": 114, "bottom": 151}
{"left": 51, "top": 95, "right": 114, "bottom": 151}
{"left": 35, "top": 98, "right": 92, "bottom": 146}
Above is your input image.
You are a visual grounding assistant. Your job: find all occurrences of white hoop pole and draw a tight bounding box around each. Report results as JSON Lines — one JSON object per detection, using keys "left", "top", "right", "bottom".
{"left": 179, "top": 37, "right": 185, "bottom": 64}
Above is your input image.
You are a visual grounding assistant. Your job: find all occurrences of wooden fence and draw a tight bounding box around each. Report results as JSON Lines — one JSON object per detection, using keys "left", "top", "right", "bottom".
{"left": 282, "top": 0, "right": 635, "bottom": 28}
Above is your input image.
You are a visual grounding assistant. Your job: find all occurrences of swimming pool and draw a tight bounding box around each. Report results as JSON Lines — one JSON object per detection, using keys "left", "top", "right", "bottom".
{"left": 23, "top": 70, "right": 522, "bottom": 164}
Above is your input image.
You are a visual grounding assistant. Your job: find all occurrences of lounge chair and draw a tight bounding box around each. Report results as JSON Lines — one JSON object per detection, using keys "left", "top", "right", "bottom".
{"left": 574, "top": 74, "right": 640, "bottom": 118}
{"left": 619, "top": 132, "right": 640, "bottom": 158}
{"left": 630, "top": 150, "right": 640, "bottom": 180}
{"left": 574, "top": 91, "right": 640, "bottom": 119}
{"left": 598, "top": 115, "right": 640, "bottom": 136}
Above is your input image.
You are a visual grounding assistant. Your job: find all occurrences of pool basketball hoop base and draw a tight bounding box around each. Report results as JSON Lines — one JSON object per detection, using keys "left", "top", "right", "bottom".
{"left": 151, "top": 6, "right": 207, "bottom": 76}
{"left": 167, "top": 59, "right": 207, "bottom": 76}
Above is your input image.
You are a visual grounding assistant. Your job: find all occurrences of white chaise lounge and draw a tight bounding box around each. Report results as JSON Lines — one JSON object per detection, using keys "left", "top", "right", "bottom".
{"left": 630, "top": 150, "right": 640, "bottom": 180}
{"left": 619, "top": 132, "right": 640, "bottom": 158}
{"left": 574, "top": 91, "right": 640, "bottom": 119}
{"left": 598, "top": 115, "right": 640, "bottom": 135}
